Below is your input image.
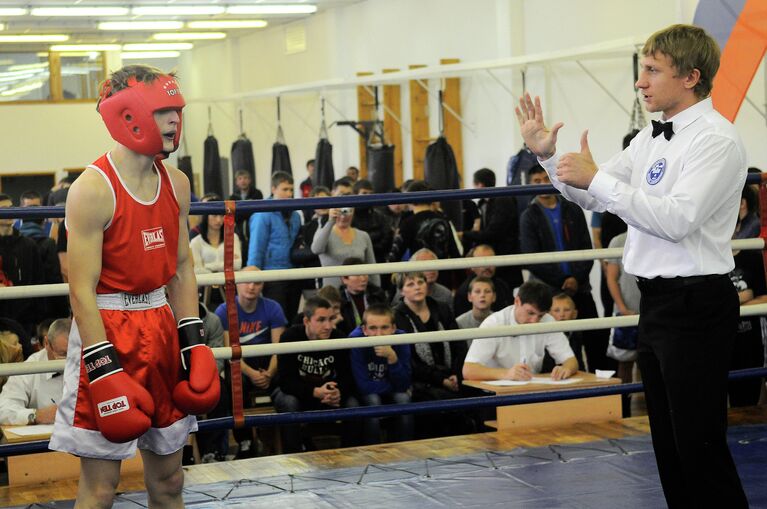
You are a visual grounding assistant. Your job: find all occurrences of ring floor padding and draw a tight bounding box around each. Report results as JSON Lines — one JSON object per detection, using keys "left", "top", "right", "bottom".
{"left": 12, "top": 424, "right": 767, "bottom": 508}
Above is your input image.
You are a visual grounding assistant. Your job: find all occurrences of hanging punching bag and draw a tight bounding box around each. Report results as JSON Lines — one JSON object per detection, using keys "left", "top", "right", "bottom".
{"left": 314, "top": 138, "right": 334, "bottom": 189}
{"left": 424, "top": 135, "right": 462, "bottom": 230}
{"left": 203, "top": 135, "right": 223, "bottom": 197}
{"left": 367, "top": 145, "right": 395, "bottom": 193}
{"left": 271, "top": 98, "right": 292, "bottom": 175}
{"left": 314, "top": 98, "right": 334, "bottom": 189}
{"left": 231, "top": 136, "right": 256, "bottom": 185}
{"left": 177, "top": 155, "right": 195, "bottom": 196}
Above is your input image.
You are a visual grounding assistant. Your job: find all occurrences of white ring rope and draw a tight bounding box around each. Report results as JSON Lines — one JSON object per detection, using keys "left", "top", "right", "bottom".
{"left": 0, "top": 238, "right": 763, "bottom": 300}
{"left": 4, "top": 303, "right": 767, "bottom": 378}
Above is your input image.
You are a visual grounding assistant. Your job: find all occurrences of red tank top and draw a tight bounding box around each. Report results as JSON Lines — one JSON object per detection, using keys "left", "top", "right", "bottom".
{"left": 89, "top": 153, "right": 179, "bottom": 294}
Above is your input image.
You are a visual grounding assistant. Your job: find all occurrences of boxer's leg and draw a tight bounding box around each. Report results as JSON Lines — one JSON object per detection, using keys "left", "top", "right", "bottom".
{"left": 141, "top": 448, "right": 185, "bottom": 509}
{"left": 76, "top": 457, "right": 121, "bottom": 509}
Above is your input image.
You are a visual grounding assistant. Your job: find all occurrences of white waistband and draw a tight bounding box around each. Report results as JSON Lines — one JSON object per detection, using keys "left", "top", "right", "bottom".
{"left": 96, "top": 288, "right": 167, "bottom": 310}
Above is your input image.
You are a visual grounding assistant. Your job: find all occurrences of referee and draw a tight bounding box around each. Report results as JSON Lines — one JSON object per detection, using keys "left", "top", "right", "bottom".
{"left": 516, "top": 24, "right": 748, "bottom": 508}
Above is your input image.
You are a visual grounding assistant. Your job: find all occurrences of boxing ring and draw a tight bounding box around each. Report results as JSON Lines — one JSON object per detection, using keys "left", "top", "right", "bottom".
{"left": 1, "top": 181, "right": 767, "bottom": 508}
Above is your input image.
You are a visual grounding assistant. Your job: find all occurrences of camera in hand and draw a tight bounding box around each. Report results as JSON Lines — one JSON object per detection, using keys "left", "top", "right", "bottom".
{"left": 339, "top": 207, "right": 352, "bottom": 216}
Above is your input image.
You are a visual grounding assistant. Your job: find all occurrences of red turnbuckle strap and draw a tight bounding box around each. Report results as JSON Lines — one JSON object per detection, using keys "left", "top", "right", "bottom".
{"left": 223, "top": 199, "right": 245, "bottom": 429}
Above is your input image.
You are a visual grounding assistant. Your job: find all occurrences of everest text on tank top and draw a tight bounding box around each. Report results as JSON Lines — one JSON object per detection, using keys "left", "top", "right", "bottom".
{"left": 88, "top": 152, "right": 180, "bottom": 294}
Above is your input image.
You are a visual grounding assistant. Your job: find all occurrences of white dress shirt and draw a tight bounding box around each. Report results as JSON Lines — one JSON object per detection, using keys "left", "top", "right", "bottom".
{"left": 539, "top": 98, "right": 747, "bottom": 278}
{"left": 0, "top": 349, "right": 64, "bottom": 425}
{"left": 464, "top": 306, "right": 574, "bottom": 373}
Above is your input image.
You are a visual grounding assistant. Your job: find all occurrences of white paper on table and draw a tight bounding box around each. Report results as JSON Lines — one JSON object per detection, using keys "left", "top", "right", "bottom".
{"left": 5, "top": 424, "right": 55, "bottom": 436}
{"left": 530, "top": 377, "right": 582, "bottom": 385}
{"left": 484, "top": 380, "right": 531, "bottom": 386}
{"left": 595, "top": 369, "right": 617, "bottom": 379}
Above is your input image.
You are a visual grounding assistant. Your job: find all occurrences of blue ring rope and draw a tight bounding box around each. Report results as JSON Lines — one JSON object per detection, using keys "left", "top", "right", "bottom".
{"left": 3, "top": 367, "right": 765, "bottom": 457}
{"left": 3, "top": 173, "right": 763, "bottom": 219}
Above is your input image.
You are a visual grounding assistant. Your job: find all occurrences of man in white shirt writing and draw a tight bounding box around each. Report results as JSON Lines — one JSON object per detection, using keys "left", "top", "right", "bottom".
{"left": 462, "top": 281, "right": 578, "bottom": 382}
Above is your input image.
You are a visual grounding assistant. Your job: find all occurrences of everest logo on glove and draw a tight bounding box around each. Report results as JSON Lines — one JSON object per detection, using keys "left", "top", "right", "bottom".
{"left": 141, "top": 227, "right": 165, "bottom": 251}
{"left": 98, "top": 396, "right": 130, "bottom": 417}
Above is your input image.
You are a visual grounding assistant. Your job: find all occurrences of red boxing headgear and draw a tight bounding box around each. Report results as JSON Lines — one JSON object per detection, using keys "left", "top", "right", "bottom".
{"left": 98, "top": 74, "right": 185, "bottom": 158}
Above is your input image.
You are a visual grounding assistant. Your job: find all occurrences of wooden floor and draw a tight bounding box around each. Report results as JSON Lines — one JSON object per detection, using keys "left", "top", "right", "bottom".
{"left": 2, "top": 406, "right": 766, "bottom": 507}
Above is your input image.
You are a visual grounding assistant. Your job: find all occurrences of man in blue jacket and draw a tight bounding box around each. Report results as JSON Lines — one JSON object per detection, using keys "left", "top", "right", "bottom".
{"left": 349, "top": 303, "right": 413, "bottom": 444}
{"left": 247, "top": 171, "right": 302, "bottom": 319}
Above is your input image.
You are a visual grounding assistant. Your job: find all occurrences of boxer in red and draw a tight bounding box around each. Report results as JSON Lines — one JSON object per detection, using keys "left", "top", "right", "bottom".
{"left": 49, "top": 64, "right": 220, "bottom": 508}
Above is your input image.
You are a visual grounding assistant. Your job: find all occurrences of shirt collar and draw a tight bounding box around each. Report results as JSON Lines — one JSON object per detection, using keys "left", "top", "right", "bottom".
{"left": 664, "top": 97, "right": 712, "bottom": 134}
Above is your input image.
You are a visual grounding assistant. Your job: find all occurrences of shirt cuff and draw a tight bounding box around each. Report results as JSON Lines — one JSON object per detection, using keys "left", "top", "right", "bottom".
{"left": 588, "top": 168, "right": 620, "bottom": 203}
{"left": 537, "top": 152, "right": 559, "bottom": 173}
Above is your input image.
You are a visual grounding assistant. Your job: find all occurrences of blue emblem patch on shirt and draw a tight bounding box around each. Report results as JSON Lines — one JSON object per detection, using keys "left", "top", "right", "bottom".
{"left": 646, "top": 158, "right": 666, "bottom": 185}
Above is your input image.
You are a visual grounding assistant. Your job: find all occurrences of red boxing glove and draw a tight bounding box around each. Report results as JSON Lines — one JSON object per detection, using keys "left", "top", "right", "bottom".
{"left": 173, "top": 317, "right": 220, "bottom": 415}
{"left": 83, "top": 341, "right": 155, "bottom": 443}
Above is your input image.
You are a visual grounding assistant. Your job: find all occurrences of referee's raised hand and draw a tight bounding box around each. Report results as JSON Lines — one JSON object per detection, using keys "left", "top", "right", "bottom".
{"left": 515, "top": 92, "right": 563, "bottom": 160}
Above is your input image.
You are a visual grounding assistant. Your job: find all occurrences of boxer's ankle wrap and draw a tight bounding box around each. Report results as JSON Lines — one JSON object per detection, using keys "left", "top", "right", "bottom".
{"left": 83, "top": 341, "right": 122, "bottom": 383}
{"left": 178, "top": 317, "right": 206, "bottom": 373}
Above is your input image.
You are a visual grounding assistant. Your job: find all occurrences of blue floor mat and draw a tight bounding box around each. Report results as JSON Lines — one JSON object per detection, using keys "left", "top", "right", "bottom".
{"left": 12, "top": 424, "right": 767, "bottom": 509}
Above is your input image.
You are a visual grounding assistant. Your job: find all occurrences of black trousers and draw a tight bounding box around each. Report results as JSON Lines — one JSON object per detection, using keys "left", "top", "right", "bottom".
{"left": 636, "top": 275, "right": 748, "bottom": 508}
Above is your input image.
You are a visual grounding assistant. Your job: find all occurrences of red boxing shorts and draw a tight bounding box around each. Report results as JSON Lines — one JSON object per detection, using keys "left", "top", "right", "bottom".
{"left": 50, "top": 288, "right": 197, "bottom": 460}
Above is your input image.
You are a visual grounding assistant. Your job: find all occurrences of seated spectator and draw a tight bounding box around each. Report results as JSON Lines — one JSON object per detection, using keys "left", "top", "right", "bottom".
{"left": 349, "top": 304, "right": 413, "bottom": 444}
{"left": 734, "top": 185, "right": 760, "bottom": 240}
{"left": 300, "top": 159, "right": 315, "bottom": 198}
{"left": 0, "top": 318, "right": 70, "bottom": 424}
{"left": 311, "top": 202, "right": 379, "bottom": 288}
{"left": 390, "top": 248, "right": 453, "bottom": 311}
{"left": 0, "top": 327, "right": 24, "bottom": 391}
{"left": 274, "top": 297, "right": 359, "bottom": 453}
{"left": 215, "top": 266, "right": 287, "bottom": 457}
{"left": 453, "top": 244, "right": 513, "bottom": 317}
{"left": 387, "top": 181, "right": 462, "bottom": 264}
{"left": 463, "top": 281, "right": 578, "bottom": 381}
{"left": 393, "top": 272, "right": 465, "bottom": 401}
{"left": 352, "top": 179, "right": 394, "bottom": 263}
{"left": 337, "top": 257, "right": 387, "bottom": 336}
{"left": 190, "top": 194, "right": 243, "bottom": 274}
{"left": 548, "top": 293, "right": 585, "bottom": 371}
{"left": 316, "top": 285, "right": 344, "bottom": 329}
{"left": 0, "top": 194, "right": 44, "bottom": 337}
{"left": 190, "top": 193, "right": 242, "bottom": 310}
{"left": 393, "top": 271, "right": 477, "bottom": 437}
{"left": 291, "top": 185, "right": 331, "bottom": 297}
{"left": 455, "top": 276, "right": 496, "bottom": 343}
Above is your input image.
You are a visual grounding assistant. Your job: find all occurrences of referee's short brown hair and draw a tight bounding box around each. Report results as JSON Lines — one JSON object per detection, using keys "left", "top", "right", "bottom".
{"left": 642, "top": 24, "right": 720, "bottom": 99}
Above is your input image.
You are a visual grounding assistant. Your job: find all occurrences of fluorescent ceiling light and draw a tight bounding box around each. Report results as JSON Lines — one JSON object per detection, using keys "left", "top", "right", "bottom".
{"left": 2, "top": 80, "right": 45, "bottom": 96}
{"left": 187, "top": 20, "right": 268, "bottom": 29}
{"left": 51, "top": 44, "right": 121, "bottom": 52}
{"left": 32, "top": 7, "right": 130, "bottom": 17}
{"left": 8, "top": 63, "right": 49, "bottom": 71}
{"left": 123, "top": 43, "right": 194, "bottom": 51}
{"left": 0, "top": 23, "right": 4, "bottom": 31}
{"left": 0, "top": 35, "right": 69, "bottom": 43}
{"left": 0, "top": 8, "right": 27, "bottom": 16}
{"left": 227, "top": 4, "right": 317, "bottom": 15}
{"left": 152, "top": 32, "right": 226, "bottom": 41}
{"left": 99, "top": 21, "right": 184, "bottom": 31}
{"left": 131, "top": 6, "right": 225, "bottom": 16}
{"left": 121, "top": 51, "right": 181, "bottom": 60}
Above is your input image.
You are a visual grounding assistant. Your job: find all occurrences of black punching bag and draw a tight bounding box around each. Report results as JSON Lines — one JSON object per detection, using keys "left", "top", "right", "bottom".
{"left": 424, "top": 135, "right": 462, "bottom": 230}
{"left": 231, "top": 136, "right": 256, "bottom": 187}
{"left": 177, "top": 155, "right": 195, "bottom": 196}
{"left": 314, "top": 138, "right": 334, "bottom": 189}
{"left": 203, "top": 135, "right": 223, "bottom": 197}
{"left": 367, "top": 144, "right": 395, "bottom": 193}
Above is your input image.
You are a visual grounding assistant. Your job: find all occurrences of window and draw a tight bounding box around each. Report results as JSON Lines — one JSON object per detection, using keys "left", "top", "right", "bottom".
{"left": 0, "top": 51, "right": 105, "bottom": 103}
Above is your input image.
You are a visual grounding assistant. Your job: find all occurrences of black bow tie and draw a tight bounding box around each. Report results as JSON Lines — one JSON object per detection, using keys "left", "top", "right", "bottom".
{"left": 651, "top": 120, "right": 674, "bottom": 141}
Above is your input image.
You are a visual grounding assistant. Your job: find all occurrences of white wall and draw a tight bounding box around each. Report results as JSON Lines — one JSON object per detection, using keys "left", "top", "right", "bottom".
{"left": 2, "top": 0, "right": 766, "bottom": 191}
